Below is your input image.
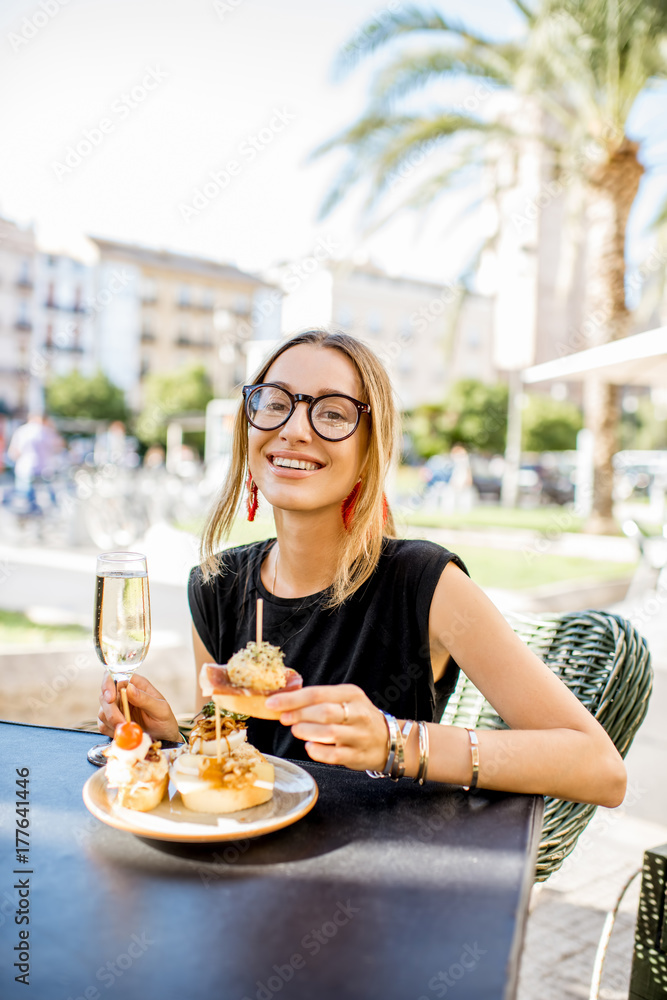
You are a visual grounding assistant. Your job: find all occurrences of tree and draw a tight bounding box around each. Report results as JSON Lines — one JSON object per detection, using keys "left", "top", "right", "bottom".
{"left": 406, "top": 379, "right": 508, "bottom": 458}
{"left": 135, "top": 364, "right": 214, "bottom": 452}
{"left": 46, "top": 371, "right": 129, "bottom": 422}
{"left": 521, "top": 393, "right": 583, "bottom": 452}
{"left": 315, "top": 0, "right": 667, "bottom": 531}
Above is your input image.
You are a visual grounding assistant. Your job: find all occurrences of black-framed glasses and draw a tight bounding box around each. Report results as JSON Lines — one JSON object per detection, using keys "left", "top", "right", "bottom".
{"left": 242, "top": 384, "right": 371, "bottom": 442}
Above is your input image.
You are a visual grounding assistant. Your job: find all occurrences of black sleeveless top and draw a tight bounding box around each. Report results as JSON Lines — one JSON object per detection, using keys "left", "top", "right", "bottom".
{"left": 188, "top": 537, "right": 469, "bottom": 761}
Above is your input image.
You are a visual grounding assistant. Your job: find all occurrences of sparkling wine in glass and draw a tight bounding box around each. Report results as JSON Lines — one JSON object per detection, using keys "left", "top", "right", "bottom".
{"left": 87, "top": 551, "right": 151, "bottom": 766}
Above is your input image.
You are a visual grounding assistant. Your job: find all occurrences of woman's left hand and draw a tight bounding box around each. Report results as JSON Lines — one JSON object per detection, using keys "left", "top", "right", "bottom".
{"left": 265, "top": 683, "right": 388, "bottom": 771}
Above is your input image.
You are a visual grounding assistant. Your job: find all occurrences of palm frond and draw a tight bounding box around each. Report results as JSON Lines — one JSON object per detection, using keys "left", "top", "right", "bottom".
{"left": 509, "top": 0, "right": 536, "bottom": 22}
{"left": 334, "top": 5, "right": 501, "bottom": 79}
{"left": 370, "top": 46, "right": 516, "bottom": 106}
{"left": 364, "top": 139, "right": 488, "bottom": 217}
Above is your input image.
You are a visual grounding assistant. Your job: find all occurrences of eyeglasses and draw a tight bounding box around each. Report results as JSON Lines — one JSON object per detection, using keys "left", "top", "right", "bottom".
{"left": 242, "top": 383, "right": 371, "bottom": 442}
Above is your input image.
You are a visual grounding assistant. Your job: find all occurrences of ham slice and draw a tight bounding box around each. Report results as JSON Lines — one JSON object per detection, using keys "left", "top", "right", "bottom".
{"left": 200, "top": 662, "right": 302, "bottom": 698}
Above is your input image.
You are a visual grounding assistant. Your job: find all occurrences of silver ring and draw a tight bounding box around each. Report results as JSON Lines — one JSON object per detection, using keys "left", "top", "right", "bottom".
{"left": 341, "top": 701, "right": 349, "bottom": 725}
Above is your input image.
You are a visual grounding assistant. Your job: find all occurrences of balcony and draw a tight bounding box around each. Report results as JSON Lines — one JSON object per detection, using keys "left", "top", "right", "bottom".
{"left": 16, "top": 277, "right": 33, "bottom": 290}
{"left": 43, "top": 300, "right": 87, "bottom": 313}
{"left": 14, "top": 320, "right": 32, "bottom": 332}
{"left": 141, "top": 331, "right": 156, "bottom": 343}
{"left": 46, "top": 342, "right": 84, "bottom": 353}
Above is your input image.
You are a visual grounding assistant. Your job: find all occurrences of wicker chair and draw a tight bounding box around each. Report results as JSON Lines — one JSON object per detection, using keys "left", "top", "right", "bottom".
{"left": 441, "top": 609, "right": 653, "bottom": 882}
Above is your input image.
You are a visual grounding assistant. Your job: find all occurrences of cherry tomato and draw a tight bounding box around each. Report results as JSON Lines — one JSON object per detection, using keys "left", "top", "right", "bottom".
{"left": 114, "top": 721, "right": 143, "bottom": 750}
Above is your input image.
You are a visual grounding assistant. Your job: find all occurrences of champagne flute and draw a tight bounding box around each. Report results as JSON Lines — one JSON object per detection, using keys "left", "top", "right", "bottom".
{"left": 87, "top": 551, "right": 151, "bottom": 766}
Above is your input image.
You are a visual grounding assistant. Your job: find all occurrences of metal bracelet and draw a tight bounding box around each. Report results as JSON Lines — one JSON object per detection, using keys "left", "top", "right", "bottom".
{"left": 392, "top": 720, "right": 414, "bottom": 781}
{"left": 414, "top": 721, "right": 429, "bottom": 785}
{"left": 462, "top": 728, "right": 479, "bottom": 791}
{"left": 366, "top": 711, "right": 400, "bottom": 780}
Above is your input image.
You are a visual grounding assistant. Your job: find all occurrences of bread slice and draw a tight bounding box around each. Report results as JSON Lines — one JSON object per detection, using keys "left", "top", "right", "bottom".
{"left": 114, "top": 772, "right": 169, "bottom": 811}
{"left": 212, "top": 691, "right": 281, "bottom": 721}
{"left": 171, "top": 745, "right": 275, "bottom": 813}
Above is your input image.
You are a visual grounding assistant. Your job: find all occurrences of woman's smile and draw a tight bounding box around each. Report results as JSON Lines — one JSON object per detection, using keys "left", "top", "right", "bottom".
{"left": 266, "top": 449, "right": 326, "bottom": 477}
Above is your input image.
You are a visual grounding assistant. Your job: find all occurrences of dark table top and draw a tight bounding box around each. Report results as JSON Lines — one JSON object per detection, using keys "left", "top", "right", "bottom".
{"left": 0, "top": 721, "right": 543, "bottom": 1000}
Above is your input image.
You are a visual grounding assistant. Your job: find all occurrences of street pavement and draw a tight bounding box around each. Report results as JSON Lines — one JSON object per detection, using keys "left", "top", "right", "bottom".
{"left": 0, "top": 527, "right": 665, "bottom": 999}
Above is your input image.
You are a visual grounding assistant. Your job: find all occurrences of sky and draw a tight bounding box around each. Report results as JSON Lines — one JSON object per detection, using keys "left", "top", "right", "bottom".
{"left": 0, "top": 0, "right": 666, "bottom": 285}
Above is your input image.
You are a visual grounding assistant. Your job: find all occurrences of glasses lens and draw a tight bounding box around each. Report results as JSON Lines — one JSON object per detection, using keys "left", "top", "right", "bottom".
{"left": 311, "top": 396, "right": 359, "bottom": 440}
{"left": 247, "top": 386, "right": 292, "bottom": 428}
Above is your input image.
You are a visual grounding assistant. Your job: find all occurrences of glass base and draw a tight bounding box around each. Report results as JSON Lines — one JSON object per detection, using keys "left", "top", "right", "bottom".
{"left": 87, "top": 741, "right": 111, "bottom": 767}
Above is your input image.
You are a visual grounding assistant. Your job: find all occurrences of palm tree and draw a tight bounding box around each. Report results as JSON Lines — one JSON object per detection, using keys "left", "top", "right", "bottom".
{"left": 314, "top": 0, "right": 667, "bottom": 532}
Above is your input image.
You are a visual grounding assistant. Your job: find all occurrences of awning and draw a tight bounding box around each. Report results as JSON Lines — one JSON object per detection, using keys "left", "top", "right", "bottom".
{"left": 521, "top": 326, "right": 667, "bottom": 387}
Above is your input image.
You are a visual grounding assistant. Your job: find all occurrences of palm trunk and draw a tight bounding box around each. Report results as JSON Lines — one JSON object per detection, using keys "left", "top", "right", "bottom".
{"left": 583, "top": 138, "right": 644, "bottom": 533}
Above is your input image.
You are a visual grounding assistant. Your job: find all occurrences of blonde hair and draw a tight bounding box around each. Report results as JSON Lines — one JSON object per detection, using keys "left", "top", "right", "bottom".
{"left": 200, "top": 328, "right": 399, "bottom": 609}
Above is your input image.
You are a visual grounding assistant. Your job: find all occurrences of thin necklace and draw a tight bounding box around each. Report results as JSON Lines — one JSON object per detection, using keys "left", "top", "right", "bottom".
{"left": 272, "top": 544, "right": 279, "bottom": 595}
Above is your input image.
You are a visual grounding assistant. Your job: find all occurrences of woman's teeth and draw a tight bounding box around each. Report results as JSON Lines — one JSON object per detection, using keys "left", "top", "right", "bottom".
{"left": 271, "top": 457, "right": 320, "bottom": 471}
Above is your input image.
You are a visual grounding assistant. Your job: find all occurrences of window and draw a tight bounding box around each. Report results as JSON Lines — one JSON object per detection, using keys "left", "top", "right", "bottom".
{"left": 234, "top": 293, "right": 251, "bottom": 314}
{"left": 177, "top": 284, "right": 191, "bottom": 307}
{"left": 141, "top": 277, "right": 157, "bottom": 304}
{"left": 17, "top": 259, "right": 32, "bottom": 287}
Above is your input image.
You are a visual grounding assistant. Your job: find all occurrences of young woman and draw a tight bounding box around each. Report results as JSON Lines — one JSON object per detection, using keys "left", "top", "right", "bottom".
{"left": 98, "top": 329, "right": 626, "bottom": 806}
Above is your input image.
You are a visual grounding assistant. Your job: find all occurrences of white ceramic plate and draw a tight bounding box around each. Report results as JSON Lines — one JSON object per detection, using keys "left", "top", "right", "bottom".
{"left": 82, "top": 753, "right": 318, "bottom": 842}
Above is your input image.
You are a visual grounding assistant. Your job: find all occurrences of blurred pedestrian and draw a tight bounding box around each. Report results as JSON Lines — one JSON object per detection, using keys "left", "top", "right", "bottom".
{"left": 449, "top": 443, "right": 474, "bottom": 512}
{"left": 7, "top": 414, "right": 63, "bottom": 510}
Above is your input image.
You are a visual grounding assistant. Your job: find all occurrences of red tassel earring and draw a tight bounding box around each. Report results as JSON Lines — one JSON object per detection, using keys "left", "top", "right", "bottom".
{"left": 246, "top": 471, "right": 258, "bottom": 521}
{"left": 341, "top": 482, "right": 389, "bottom": 532}
{"left": 341, "top": 481, "right": 361, "bottom": 531}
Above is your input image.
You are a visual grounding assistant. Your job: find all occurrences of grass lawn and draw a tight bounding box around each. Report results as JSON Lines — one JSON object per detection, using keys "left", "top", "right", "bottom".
{"left": 401, "top": 506, "right": 589, "bottom": 534}
{"left": 451, "top": 545, "right": 636, "bottom": 591}
{"left": 211, "top": 514, "right": 636, "bottom": 591}
{"left": 0, "top": 609, "right": 89, "bottom": 645}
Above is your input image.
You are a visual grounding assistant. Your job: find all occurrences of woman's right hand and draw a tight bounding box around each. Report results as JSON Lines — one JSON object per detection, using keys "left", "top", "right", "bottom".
{"left": 98, "top": 672, "right": 182, "bottom": 743}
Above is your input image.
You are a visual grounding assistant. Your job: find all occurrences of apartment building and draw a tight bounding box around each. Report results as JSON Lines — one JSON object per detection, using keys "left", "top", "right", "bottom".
{"left": 0, "top": 217, "right": 37, "bottom": 416}
{"left": 89, "top": 237, "right": 281, "bottom": 406}
{"left": 277, "top": 259, "right": 495, "bottom": 409}
{"left": 34, "top": 250, "right": 97, "bottom": 389}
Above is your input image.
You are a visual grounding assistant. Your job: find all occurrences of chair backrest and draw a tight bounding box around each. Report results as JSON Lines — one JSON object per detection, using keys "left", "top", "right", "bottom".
{"left": 441, "top": 609, "right": 653, "bottom": 882}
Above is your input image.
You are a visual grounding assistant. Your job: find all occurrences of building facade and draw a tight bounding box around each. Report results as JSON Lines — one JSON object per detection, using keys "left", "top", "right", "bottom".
{"left": 89, "top": 237, "right": 281, "bottom": 407}
{"left": 277, "top": 259, "right": 495, "bottom": 410}
{"left": 0, "top": 217, "right": 37, "bottom": 415}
